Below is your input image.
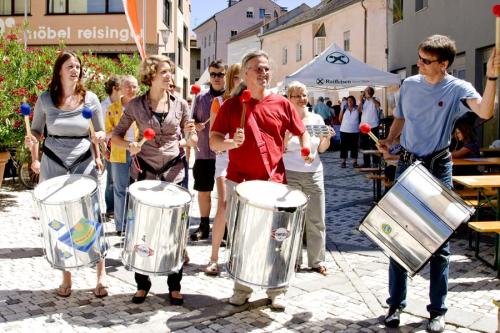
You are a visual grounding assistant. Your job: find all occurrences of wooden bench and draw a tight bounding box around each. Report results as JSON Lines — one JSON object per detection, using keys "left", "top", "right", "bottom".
{"left": 468, "top": 221, "right": 500, "bottom": 278}
{"left": 454, "top": 188, "right": 496, "bottom": 198}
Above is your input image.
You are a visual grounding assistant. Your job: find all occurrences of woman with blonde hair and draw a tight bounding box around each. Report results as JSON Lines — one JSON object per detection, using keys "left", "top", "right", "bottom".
{"left": 205, "top": 63, "right": 242, "bottom": 275}
{"left": 112, "top": 54, "right": 197, "bottom": 305}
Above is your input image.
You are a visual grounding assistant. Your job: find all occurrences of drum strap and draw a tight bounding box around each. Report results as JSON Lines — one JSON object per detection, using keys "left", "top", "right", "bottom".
{"left": 43, "top": 146, "right": 92, "bottom": 172}
{"left": 136, "top": 155, "right": 181, "bottom": 180}
{"left": 246, "top": 111, "right": 278, "bottom": 179}
{"left": 47, "top": 134, "right": 90, "bottom": 139}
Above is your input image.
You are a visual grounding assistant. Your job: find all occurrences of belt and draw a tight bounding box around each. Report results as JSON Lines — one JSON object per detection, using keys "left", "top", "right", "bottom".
{"left": 47, "top": 134, "right": 90, "bottom": 139}
{"left": 400, "top": 146, "right": 450, "bottom": 172}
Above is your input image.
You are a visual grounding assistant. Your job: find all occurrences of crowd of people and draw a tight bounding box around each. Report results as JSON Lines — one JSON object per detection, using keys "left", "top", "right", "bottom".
{"left": 23, "top": 33, "right": 500, "bottom": 333}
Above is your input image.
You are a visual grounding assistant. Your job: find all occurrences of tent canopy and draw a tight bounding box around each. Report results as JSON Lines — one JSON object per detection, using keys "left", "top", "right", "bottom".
{"left": 284, "top": 43, "right": 401, "bottom": 89}
{"left": 195, "top": 68, "right": 210, "bottom": 87}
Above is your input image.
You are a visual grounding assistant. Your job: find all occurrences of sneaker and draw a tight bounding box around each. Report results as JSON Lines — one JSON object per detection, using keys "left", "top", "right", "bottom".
{"left": 190, "top": 224, "right": 209, "bottom": 241}
{"left": 426, "top": 313, "right": 445, "bottom": 333}
{"left": 384, "top": 306, "right": 402, "bottom": 328}
{"left": 269, "top": 294, "right": 286, "bottom": 311}
{"left": 341, "top": 161, "right": 347, "bottom": 168}
{"left": 228, "top": 291, "right": 249, "bottom": 306}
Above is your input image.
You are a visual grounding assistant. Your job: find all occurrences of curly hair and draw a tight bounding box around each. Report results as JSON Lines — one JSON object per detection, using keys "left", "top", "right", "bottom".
{"left": 139, "top": 55, "right": 174, "bottom": 87}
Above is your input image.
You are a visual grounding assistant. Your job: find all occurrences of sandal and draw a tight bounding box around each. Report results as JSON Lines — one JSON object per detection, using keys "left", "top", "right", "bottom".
{"left": 205, "top": 261, "right": 220, "bottom": 276}
{"left": 56, "top": 284, "right": 72, "bottom": 297}
{"left": 94, "top": 284, "right": 108, "bottom": 298}
{"left": 312, "top": 265, "right": 328, "bottom": 276}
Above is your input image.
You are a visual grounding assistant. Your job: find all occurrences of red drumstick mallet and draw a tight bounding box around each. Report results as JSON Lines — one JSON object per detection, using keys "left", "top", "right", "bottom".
{"left": 301, "top": 147, "right": 311, "bottom": 157}
{"left": 359, "top": 122, "right": 379, "bottom": 145}
{"left": 239, "top": 89, "right": 252, "bottom": 128}
{"left": 138, "top": 128, "right": 156, "bottom": 146}
{"left": 493, "top": 5, "right": 500, "bottom": 76}
{"left": 20, "top": 102, "right": 32, "bottom": 136}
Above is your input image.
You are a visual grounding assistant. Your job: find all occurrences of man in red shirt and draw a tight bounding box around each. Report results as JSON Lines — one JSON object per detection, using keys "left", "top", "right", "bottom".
{"left": 210, "top": 50, "right": 311, "bottom": 310}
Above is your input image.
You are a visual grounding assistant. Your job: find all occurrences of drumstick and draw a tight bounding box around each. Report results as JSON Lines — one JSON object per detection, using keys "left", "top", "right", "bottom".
{"left": 239, "top": 89, "right": 252, "bottom": 128}
{"left": 493, "top": 5, "right": 500, "bottom": 76}
{"left": 187, "top": 84, "right": 201, "bottom": 142}
{"left": 359, "top": 122, "right": 379, "bottom": 145}
{"left": 82, "top": 107, "right": 107, "bottom": 152}
{"left": 20, "top": 102, "right": 31, "bottom": 137}
{"left": 138, "top": 128, "right": 156, "bottom": 146}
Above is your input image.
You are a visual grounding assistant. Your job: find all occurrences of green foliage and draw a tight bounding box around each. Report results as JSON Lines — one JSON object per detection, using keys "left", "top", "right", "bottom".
{"left": 0, "top": 32, "right": 141, "bottom": 154}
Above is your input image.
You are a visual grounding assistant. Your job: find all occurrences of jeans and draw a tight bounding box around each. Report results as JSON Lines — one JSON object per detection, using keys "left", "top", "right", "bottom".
{"left": 386, "top": 152, "right": 452, "bottom": 315}
{"left": 104, "top": 161, "right": 114, "bottom": 213}
{"left": 111, "top": 152, "right": 131, "bottom": 232}
{"left": 135, "top": 267, "right": 183, "bottom": 292}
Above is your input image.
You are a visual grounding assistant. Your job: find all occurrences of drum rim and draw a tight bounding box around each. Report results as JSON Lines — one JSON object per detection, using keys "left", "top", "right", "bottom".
{"left": 34, "top": 174, "right": 98, "bottom": 205}
{"left": 235, "top": 180, "right": 308, "bottom": 210}
{"left": 128, "top": 180, "right": 192, "bottom": 208}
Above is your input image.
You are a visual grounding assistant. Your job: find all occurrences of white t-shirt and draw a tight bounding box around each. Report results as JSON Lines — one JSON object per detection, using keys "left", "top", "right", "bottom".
{"left": 360, "top": 98, "right": 379, "bottom": 128}
{"left": 340, "top": 107, "right": 360, "bottom": 133}
{"left": 283, "top": 113, "right": 323, "bottom": 172}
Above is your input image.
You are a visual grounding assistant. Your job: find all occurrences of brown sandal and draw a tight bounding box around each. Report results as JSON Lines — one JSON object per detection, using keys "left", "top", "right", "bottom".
{"left": 94, "top": 284, "right": 108, "bottom": 298}
{"left": 56, "top": 284, "right": 72, "bottom": 297}
{"left": 312, "top": 266, "right": 328, "bottom": 276}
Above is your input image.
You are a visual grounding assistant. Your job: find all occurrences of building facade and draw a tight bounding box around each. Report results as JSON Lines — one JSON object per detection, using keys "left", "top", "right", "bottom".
{"left": 260, "top": 0, "right": 388, "bottom": 88}
{"left": 0, "top": 0, "right": 191, "bottom": 97}
{"left": 193, "top": 0, "right": 285, "bottom": 70}
{"left": 387, "top": 0, "right": 497, "bottom": 144}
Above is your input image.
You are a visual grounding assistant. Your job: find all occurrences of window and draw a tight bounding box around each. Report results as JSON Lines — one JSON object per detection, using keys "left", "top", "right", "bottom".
{"left": 178, "top": 0, "right": 182, "bottom": 13}
{"left": 343, "top": 30, "right": 350, "bottom": 51}
{"left": 177, "top": 39, "right": 183, "bottom": 68}
{"left": 208, "top": 34, "right": 211, "bottom": 46}
{"left": 203, "top": 36, "right": 206, "bottom": 48}
{"left": 259, "top": 8, "right": 265, "bottom": 18}
{"left": 163, "top": 0, "right": 171, "bottom": 28}
{"left": 282, "top": 47, "right": 287, "bottom": 65}
{"left": 208, "top": 56, "right": 210, "bottom": 65}
{"left": 0, "top": 0, "right": 31, "bottom": 15}
{"left": 449, "top": 53, "right": 466, "bottom": 79}
{"left": 274, "top": 10, "right": 278, "bottom": 18}
{"left": 296, "top": 43, "right": 302, "bottom": 62}
{"left": 231, "top": 30, "right": 237, "bottom": 37}
{"left": 246, "top": 7, "right": 253, "bottom": 18}
{"left": 393, "top": 0, "right": 403, "bottom": 23}
{"left": 203, "top": 58, "right": 206, "bottom": 70}
{"left": 183, "top": 77, "right": 188, "bottom": 100}
{"left": 415, "top": 0, "right": 427, "bottom": 11}
{"left": 47, "top": 0, "right": 124, "bottom": 14}
{"left": 183, "top": 25, "right": 188, "bottom": 50}
{"left": 314, "top": 37, "right": 326, "bottom": 56}
{"left": 196, "top": 60, "right": 200, "bottom": 70}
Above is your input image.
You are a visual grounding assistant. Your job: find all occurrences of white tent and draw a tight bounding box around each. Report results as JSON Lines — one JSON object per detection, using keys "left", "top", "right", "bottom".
{"left": 284, "top": 43, "right": 401, "bottom": 89}
{"left": 195, "top": 68, "right": 210, "bottom": 87}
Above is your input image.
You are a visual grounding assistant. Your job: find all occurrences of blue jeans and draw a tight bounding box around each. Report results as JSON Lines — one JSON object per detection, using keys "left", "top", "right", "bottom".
{"left": 111, "top": 152, "right": 131, "bottom": 232}
{"left": 387, "top": 153, "right": 452, "bottom": 316}
{"left": 104, "top": 161, "right": 114, "bottom": 213}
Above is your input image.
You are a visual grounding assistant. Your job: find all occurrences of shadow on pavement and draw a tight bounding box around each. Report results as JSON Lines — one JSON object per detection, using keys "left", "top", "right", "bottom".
{"left": 0, "top": 247, "right": 43, "bottom": 259}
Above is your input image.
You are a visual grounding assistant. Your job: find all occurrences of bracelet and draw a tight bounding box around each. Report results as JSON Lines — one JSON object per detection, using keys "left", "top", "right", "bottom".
{"left": 487, "top": 76, "right": 498, "bottom": 81}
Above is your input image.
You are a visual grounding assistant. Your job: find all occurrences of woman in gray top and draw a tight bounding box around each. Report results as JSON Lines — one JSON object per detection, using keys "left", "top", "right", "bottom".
{"left": 25, "top": 51, "right": 108, "bottom": 298}
{"left": 112, "top": 55, "right": 197, "bottom": 306}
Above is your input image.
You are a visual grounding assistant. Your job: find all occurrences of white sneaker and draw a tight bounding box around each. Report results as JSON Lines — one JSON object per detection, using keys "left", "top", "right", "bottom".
{"left": 228, "top": 291, "right": 249, "bottom": 306}
{"left": 269, "top": 294, "right": 286, "bottom": 310}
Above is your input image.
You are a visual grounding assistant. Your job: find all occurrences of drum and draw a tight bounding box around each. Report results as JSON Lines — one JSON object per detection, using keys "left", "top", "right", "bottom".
{"left": 121, "top": 180, "right": 191, "bottom": 275}
{"left": 226, "top": 180, "right": 308, "bottom": 288}
{"left": 359, "top": 162, "right": 475, "bottom": 276}
{"left": 33, "top": 175, "right": 107, "bottom": 270}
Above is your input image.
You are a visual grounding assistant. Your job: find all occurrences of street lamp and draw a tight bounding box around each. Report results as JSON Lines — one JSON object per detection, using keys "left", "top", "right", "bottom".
{"left": 160, "top": 28, "right": 171, "bottom": 46}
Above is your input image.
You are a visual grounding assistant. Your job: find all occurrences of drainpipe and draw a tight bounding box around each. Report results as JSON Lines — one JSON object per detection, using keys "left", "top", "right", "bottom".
{"left": 213, "top": 16, "right": 218, "bottom": 60}
{"left": 361, "top": 0, "right": 367, "bottom": 63}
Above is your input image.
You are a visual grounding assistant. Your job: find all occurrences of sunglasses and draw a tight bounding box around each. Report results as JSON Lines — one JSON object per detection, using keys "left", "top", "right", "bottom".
{"left": 418, "top": 55, "right": 440, "bottom": 65}
{"left": 210, "top": 72, "right": 225, "bottom": 78}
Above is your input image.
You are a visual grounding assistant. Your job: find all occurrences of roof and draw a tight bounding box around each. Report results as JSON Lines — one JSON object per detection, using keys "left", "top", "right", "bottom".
{"left": 193, "top": 0, "right": 286, "bottom": 33}
{"left": 261, "top": 0, "right": 360, "bottom": 36}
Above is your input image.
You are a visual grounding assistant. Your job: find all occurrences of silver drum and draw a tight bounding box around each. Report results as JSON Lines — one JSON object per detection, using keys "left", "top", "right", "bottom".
{"left": 121, "top": 180, "right": 191, "bottom": 276}
{"left": 359, "top": 161, "right": 475, "bottom": 276}
{"left": 33, "top": 175, "right": 107, "bottom": 270}
{"left": 226, "top": 180, "right": 308, "bottom": 288}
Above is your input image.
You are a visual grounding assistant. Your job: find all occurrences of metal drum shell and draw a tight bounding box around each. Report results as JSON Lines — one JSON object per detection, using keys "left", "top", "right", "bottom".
{"left": 121, "top": 181, "right": 191, "bottom": 276}
{"left": 226, "top": 180, "right": 308, "bottom": 288}
{"left": 359, "top": 162, "right": 475, "bottom": 276}
{"left": 33, "top": 175, "right": 107, "bottom": 270}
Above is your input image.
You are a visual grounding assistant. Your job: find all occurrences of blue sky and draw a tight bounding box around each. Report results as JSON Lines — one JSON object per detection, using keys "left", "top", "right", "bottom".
{"left": 190, "top": 0, "right": 321, "bottom": 30}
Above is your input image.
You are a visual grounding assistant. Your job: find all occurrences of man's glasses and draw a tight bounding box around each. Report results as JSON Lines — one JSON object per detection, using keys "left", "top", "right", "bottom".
{"left": 418, "top": 55, "right": 440, "bottom": 65}
{"left": 169, "top": 85, "right": 176, "bottom": 89}
{"left": 210, "top": 72, "right": 225, "bottom": 78}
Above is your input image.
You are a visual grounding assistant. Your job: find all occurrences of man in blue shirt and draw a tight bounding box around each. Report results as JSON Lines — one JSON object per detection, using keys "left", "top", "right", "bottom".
{"left": 313, "top": 96, "right": 332, "bottom": 122}
{"left": 379, "top": 35, "right": 499, "bottom": 332}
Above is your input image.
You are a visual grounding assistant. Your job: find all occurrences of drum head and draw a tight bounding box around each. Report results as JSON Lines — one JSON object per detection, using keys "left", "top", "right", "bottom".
{"left": 236, "top": 180, "right": 307, "bottom": 209}
{"left": 34, "top": 175, "right": 97, "bottom": 204}
{"left": 129, "top": 180, "right": 191, "bottom": 208}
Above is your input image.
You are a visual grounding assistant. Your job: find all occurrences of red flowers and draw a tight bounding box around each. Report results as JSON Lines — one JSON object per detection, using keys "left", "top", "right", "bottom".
{"left": 5, "top": 34, "right": 17, "bottom": 41}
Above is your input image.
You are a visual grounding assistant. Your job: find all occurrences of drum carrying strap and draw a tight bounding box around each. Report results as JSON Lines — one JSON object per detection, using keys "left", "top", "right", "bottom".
{"left": 43, "top": 146, "right": 92, "bottom": 172}
{"left": 136, "top": 155, "right": 181, "bottom": 180}
{"left": 246, "top": 111, "right": 278, "bottom": 180}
